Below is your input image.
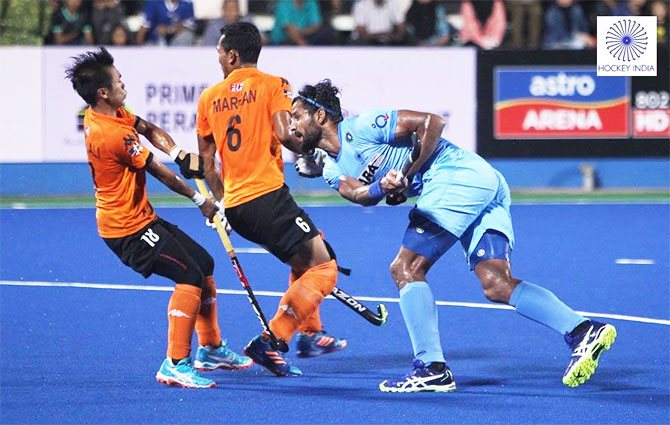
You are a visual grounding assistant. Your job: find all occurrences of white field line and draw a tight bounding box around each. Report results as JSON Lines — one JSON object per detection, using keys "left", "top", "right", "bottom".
{"left": 615, "top": 258, "right": 656, "bottom": 265}
{"left": 2, "top": 280, "right": 668, "bottom": 326}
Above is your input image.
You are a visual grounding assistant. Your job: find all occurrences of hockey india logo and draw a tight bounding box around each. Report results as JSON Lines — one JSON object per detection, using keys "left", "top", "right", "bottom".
{"left": 605, "top": 19, "right": 648, "bottom": 62}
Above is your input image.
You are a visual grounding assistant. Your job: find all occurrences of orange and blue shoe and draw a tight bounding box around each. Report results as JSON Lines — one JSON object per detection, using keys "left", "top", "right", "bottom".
{"left": 243, "top": 334, "right": 302, "bottom": 377}
{"left": 295, "top": 330, "right": 347, "bottom": 358}
{"left": 194, "top": 340, "right": 253, "bottom": 371}
{"left": 155, "top": 357, "right": 215, "bottom": 389}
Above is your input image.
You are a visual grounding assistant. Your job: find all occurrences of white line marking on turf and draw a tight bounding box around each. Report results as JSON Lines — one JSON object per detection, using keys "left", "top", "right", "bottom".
{"left": 235, "top": 247, "right": 269, "bottom": 254}
{"left": 615, "top": 258, "right": 656, "bottom": 265}
{"left": 2, "top": 280, "right": 669, "bottom": 326}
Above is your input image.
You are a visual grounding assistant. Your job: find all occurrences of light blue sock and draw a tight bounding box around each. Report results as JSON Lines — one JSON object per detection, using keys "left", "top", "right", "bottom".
{"left": 399, "top": 281, "right": 445, "bottom": 364}
{"left": 509, "top": 281, "right": 587, "bottom": 335}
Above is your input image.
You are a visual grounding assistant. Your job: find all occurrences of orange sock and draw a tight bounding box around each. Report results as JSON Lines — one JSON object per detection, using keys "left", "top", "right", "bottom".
{"left": 195, "top": 276, "right": 222, "bottom": 347}
{"left": 167, "top": 284, "right": 201, "bottom": 360}
{"left": 289, "top": 271, "right": 323, "bottom": 334}
{"left": 269, "top": 260, "right": 337, "bottom": 342}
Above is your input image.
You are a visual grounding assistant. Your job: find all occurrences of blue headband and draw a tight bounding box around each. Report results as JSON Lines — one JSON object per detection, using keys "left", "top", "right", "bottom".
{"left": 296, "top": 95, "right": 337, "bottom": 116}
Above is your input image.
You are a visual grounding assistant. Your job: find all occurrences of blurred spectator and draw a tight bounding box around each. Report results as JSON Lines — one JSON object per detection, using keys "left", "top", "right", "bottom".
{"left": 49, "top": 0, "right": 94, "bottom": 45}
{"left": 269, "top": 0, "right": 334, "bottom": 45}
{"left": 91, "top": 0, "right": 124, "bottom": 45}
{"left": 351, "top": 0, "right": 406, "bottom": 45}
{"left": 583, "top": 0, "right": 617, "bottom": 35}
{"left": 508, "top": 0, "right": 542, "bottom": 49}
{"left": 136, "top": 0, "right": 196, "bottom": 45}
{"left": 110, "top": 24, "right": 130, "bottom": 45}
{"left": 542, "top": 0, "right": 594, "bottom": 49}
{"left": 612, "top": 0, "right": 647, "bottom": 16}
{"left": 405, "top": 0, "right": 450, "bottom": 46}
{"left": 201, "top": 0, "right": 252, "bottom": 45}
{"left": 648, "top": 0, "right": 668, "bottom": 44}
{"left": 458, "top": 0, "right": 506, "bottom": 49}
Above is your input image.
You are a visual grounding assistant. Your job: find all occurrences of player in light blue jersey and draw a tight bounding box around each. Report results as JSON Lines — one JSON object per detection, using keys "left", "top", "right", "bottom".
{"left": 290, "top": 80, "right": 617, "bottom": 392}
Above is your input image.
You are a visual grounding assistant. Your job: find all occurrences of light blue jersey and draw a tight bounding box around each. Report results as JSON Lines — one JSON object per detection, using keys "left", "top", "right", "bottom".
{"left": 323, "top": 109, "right": 515, "bottom": 261}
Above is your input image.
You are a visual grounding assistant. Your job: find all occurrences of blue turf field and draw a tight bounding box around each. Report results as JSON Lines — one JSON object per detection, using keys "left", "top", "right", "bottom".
{"left": 1, "top": 204, "right": 669, "bottom": 424}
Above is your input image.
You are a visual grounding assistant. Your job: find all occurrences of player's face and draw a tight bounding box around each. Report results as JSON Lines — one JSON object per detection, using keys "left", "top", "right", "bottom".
{"left": 290, "top": 101, "right": 322, "bottom": 153}
{"left": 104, "top": 66, "right": 127, "bottom": 108}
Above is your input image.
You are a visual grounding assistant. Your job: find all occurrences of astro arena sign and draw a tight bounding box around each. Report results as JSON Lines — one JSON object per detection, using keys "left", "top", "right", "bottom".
{"left": 494, "top": 68, "right": 629, "bottom": 139}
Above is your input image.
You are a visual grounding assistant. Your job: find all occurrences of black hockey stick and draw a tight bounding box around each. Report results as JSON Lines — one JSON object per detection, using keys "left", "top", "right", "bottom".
{"left": 195, "top": 179, "right": 289, "bottom": 352}
{"left": 386, "top": 132, "right": 422, "bottom": 205}
{"left": 330, "top": 286, "right": 388, "bottom": 326}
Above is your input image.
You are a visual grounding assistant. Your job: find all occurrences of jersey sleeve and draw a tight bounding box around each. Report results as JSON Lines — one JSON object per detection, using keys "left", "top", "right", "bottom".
{"left": 112, "top": 131, "right": 152, "bottom": 170}
{"left": 353, "top": 109, "right": 398, "bottom": 145}
{"left": 269, "top": 77, "right": 293, "bottom": 117}
{"left": 196, "top": 90, "right": 212, "bottom": 138}
{"left": 322, "top": 157, "right": 343, "bottom": 191}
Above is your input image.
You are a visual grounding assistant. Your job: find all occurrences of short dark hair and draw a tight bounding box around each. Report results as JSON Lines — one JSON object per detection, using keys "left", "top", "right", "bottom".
{"left": 295, "top": 79, "right": 344, "bottom": 123}
{"left": 65, "top": 47, "right": 115, "bottom": 106}
{"left": 219, "top": 22, "right": 262, "bottom": 64}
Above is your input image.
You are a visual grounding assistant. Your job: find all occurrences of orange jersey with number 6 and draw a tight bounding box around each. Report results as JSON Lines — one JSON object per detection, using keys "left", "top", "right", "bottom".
{"left": 84, "top": 107, "right": 156, "bottom": 238}
{"left": 196, "top": 67, "right": 292, "bottom": 208}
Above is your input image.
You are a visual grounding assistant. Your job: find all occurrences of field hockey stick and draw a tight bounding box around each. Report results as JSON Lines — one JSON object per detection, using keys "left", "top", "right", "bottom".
{"left": 195, "top": 179, "right": 289, "bottom": 353}
{"left": 331, "top": 286, "right": 388, "bottom": 326}
{"left": 386, "top": 132, "right": 422, "bottom": 205}
{"left": 399, "top": 131, "right": 422, "bottom": 180}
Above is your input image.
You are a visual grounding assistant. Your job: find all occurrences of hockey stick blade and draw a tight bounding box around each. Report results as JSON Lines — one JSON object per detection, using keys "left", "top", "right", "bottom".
{"left": 330, "top": 286, "right": 389, "bottom": 326}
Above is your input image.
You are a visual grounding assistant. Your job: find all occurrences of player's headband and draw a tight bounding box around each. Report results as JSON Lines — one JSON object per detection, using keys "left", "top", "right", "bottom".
{"left": 296, "top": 95, "right": 337, "bottom": 116}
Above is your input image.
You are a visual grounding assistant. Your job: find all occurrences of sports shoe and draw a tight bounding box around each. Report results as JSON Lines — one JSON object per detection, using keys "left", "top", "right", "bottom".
{"left": 295, "top": 330, "right": 347, "bottom": 358}
{"left": 244, "top": 334, "right": 303, "bottom": 377}
{"left": 194, "top": 340, "right": 254, "bottom": 371}
{"left": 563, "top": 320, "right": 617, "bottom": 387}
{"left": 155, "top": 357, "right": 215, "bottom": 388}
{"left": 379, "top": 359, "right": 456, "bottom": 393}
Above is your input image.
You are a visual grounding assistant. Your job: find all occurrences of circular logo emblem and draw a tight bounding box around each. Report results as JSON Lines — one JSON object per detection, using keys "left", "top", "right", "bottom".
{"left": 606, "top": 19, "right": 648, "bottom": 62}
{"left": 416, "top": 227, "right": 424, "bottom": 234}
{"left": 476, "top": 249, "right": 486, "bottom": 257}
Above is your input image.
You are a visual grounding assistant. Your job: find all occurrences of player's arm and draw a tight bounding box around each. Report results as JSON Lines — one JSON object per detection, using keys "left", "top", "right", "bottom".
{"left": 146, "top": 156, "right": 217, "bottom": 219}
{"left": 198, "top": 134, "right": 224, "bottom": 201}
{"left": 273, "top": 110, "right": 303, "bottom": 153}
{"left": 394, "top": 110, "right": 445, "bottom": 179}
{"left": 135, "top": 116, "right": 204, "bottom": 179}
{"left": 337, "top": 174, "right": 405, "bottom": 207}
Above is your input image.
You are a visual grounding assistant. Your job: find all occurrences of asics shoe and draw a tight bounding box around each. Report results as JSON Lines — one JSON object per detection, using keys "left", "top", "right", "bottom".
{"left": 563, "top": 320, "right": 617, "bottom": 387}
{"left": 194, "top": 340, "right": 254, "bottom": 371}
{"left": 379, "top": 359, "right": 456, "bottom": 393}
{"left": 244, "top": 334, "right": 302, "bottom": 377}
{"left": 156, "top": 357, "right": 215, "bottom": 388}
{"left": 296, "top": 330, "right": 347, "bottom": 358}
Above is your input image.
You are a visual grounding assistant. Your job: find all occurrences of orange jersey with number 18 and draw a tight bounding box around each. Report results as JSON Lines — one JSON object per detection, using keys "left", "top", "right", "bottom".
{"left": 196, "top": 67, "right": 292, "bottom": 208}
{"left": 84, "top": 107, "right": 156, "bottom": 238}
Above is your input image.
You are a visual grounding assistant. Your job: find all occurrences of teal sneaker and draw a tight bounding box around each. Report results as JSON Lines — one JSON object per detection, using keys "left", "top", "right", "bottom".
{"left": 563, "top": 320, "right": 617, "bottom": 387}
{"left": 194, "top": 340, "right": 254, "bottom": 371}
{"left": 155, "top": 357, "right": 216, "bottom": 388}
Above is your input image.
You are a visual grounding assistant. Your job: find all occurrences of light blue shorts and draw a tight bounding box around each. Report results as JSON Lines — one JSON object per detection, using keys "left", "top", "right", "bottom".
{"left": 413, "top": 155, "right": 515, "bottom": 262}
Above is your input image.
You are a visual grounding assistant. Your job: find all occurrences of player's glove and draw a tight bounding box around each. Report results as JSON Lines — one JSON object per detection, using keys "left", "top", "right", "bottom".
{"left": 295, "top": 148, "right": 326, "bottom": 178}
{"left": 205, "top": 200, "right": 232, "bottom": 234}
{"left": 174, "top": 150, "right": 205, "bottom": 179}
{"left": 385, "top": 192, "right": 407, "bottom": 206}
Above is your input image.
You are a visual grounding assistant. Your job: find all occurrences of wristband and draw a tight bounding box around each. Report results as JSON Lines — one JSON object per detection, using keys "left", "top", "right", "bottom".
{"left": 191, "top": 192, "right": 207, "bottom": 206}
{"left": 368, "top": 180, "right": 385, "bottom": 202}
{"left": 169, "top": 147, "right": 182, "bottom": 161}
